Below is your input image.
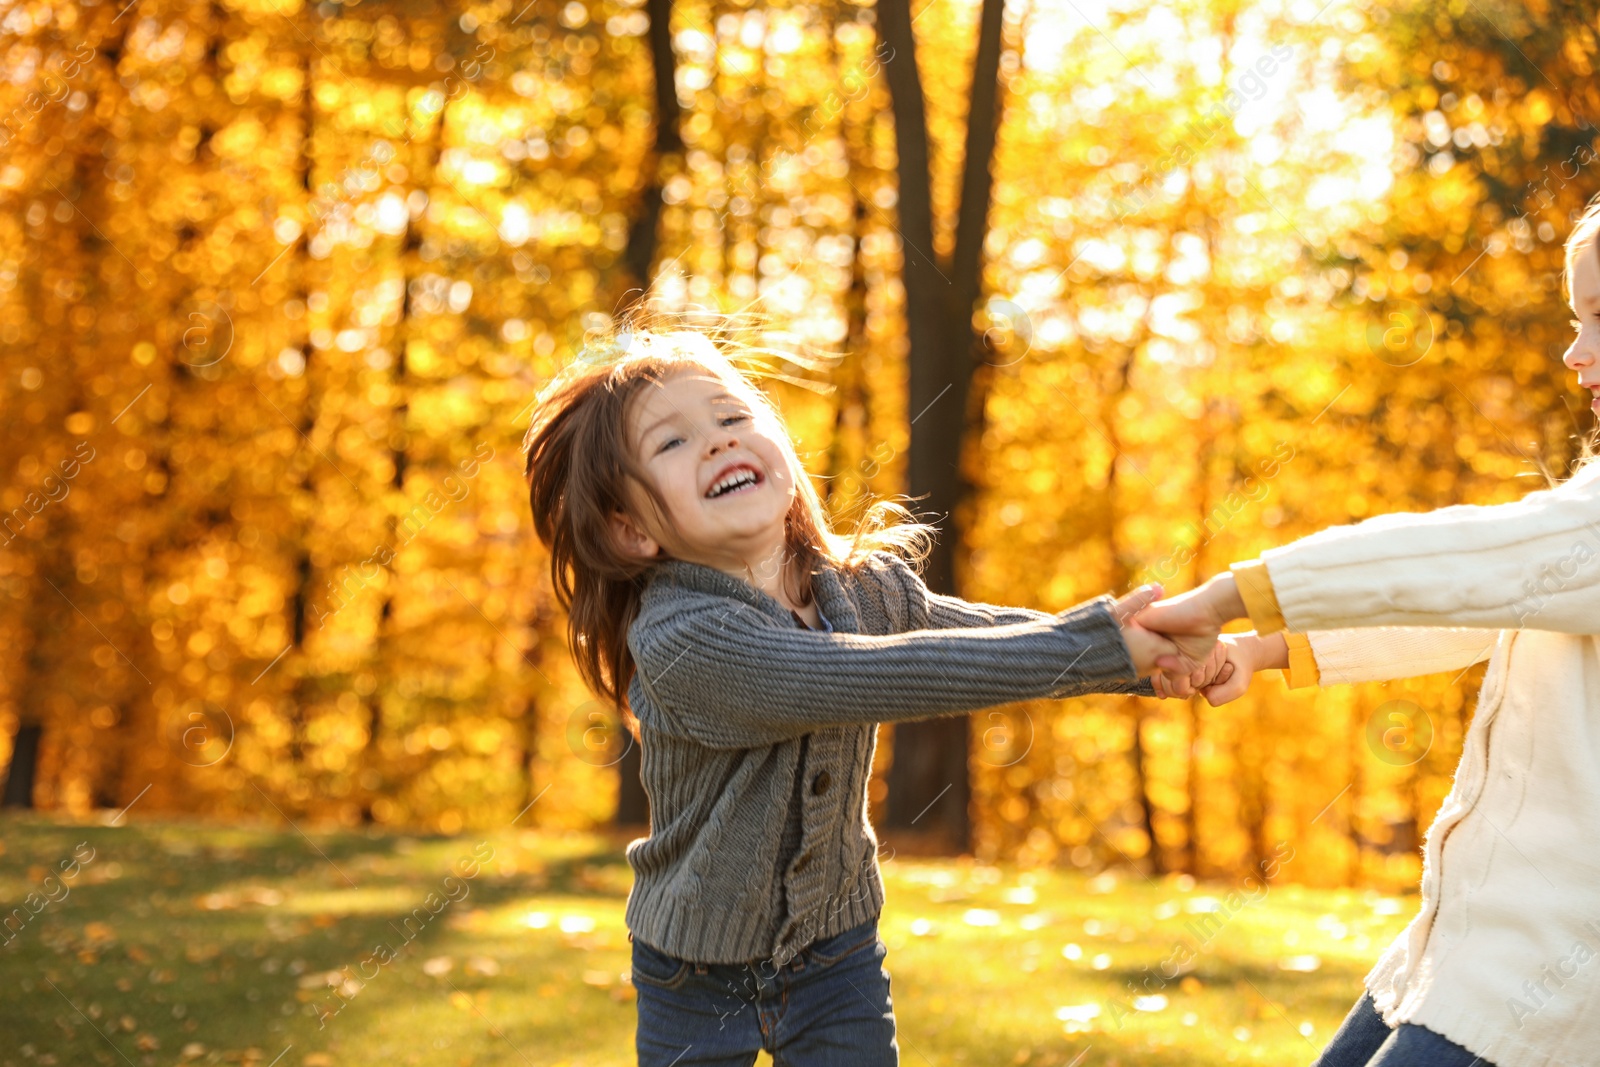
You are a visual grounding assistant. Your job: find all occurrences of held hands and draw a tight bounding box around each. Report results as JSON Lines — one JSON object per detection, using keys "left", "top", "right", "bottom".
{"left": 1148, "top": 633, "right": 1283, "bottom": 705}
{"left": 1116, "top": 577, "right": 1286, "bottom": 705}
{"left": 1130, "top": 572, "right": 1248, "bottom": 675}
{"left": 1128, "top": 573, "right": 1291, "bottom": 705}
{"left": 1112, "top": 584, "right": 1185, "bottom": 678}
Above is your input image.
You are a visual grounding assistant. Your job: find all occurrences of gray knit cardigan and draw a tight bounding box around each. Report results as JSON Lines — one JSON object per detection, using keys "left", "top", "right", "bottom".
{"left": 624, "top": 548, "right": 1150, "bottom": 967}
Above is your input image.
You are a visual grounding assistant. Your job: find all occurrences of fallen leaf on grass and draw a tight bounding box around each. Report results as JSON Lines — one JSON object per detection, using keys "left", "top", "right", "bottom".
{"left": 1055, "top": 1004, "right": 1101, "bottom": 1023}
{"left": 1086, "top": 872, "right": 1118, "bottom": 894}
{"left": 297, "top": 971, "right": 341, "bottom": 990}
{"left": 1277, "top": 955, "right": 1322, "bottom": 972}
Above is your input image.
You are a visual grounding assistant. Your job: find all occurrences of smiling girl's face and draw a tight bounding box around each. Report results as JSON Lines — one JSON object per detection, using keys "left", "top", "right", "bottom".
{"left": 1566, "top": 236, "right": 1600, "bottom": 414}
{"left": 610, "top": 366, "right": 799, "bottom": 573}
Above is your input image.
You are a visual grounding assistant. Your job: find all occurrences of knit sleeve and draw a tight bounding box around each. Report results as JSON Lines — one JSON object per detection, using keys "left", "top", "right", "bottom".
{"left": 1259, "top": 466, "right": 1600, "bottom": 634}
{"left": 851, "top": 549, "right": 1063, "bottom": 629}
{"left": 627, "top": 593, "right": 1144, "bottom": 750}
{"left": 868, "top": 551, "right": 1158, "bottom": 698}
{"left": 1297, "top": 627, "right": 1501, "bottom": 688}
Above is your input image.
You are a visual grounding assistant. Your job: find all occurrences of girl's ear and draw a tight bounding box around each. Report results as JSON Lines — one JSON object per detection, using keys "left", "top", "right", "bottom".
{"left": 609, "top": 508, "right": 662, "bottom": 561}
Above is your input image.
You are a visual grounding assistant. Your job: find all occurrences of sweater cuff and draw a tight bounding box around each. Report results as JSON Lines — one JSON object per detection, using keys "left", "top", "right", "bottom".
{"left": 1283, "top": 632, "right": 1320, "bottom": 689}
{"left": 1231, "top": 560, "right": 1287, "bottom": 634}
{"left": 1046, "top": 595, "right": 1143, "bottom": 697}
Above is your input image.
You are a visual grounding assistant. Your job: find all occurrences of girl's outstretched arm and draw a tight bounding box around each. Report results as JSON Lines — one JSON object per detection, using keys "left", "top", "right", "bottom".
{"left": 1248, "top": 466, "right": 1600, "bottom": 635}
{"left": 1142, "top": 465, "right": 1600, "bottom": 643}
{"left": 628, "top": 591, "right": 1160, "bottom": 750}
{"left": 1184, "top": 627, "right": 1499, "bottom": 705}
{"left": 880, "top": 555, "right": 1163, "bottom": 697}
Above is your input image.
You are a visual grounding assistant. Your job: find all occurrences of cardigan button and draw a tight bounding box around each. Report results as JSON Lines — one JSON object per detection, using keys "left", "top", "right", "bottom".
{"left": 812, "top": 771, "right": 832, "bottom": 796}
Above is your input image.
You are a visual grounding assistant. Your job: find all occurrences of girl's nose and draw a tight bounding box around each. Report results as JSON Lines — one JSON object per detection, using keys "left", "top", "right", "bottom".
{"left": 1564, "top": 339, "right": 1596, "bottom": 370}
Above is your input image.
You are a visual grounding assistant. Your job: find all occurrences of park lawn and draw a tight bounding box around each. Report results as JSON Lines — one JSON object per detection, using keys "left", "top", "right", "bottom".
{"left": 0, "top": 814, "right": 1412, "bottom": 1067}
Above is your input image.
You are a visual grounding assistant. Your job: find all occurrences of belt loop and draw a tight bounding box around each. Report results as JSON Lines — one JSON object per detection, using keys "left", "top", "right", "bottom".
{"left": 693, "top": 962, "right": 709, "bottom": 975}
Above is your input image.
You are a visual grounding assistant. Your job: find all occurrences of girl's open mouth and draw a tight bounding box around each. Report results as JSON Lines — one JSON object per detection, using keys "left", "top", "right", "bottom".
{"left": 705, "top": 465, "right": 764, "bottom": 499}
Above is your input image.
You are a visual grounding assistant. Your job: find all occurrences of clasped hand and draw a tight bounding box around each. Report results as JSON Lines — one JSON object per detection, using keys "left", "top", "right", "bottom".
{"left": 1114, "top": 574, "right": 1255, "bottom": 705}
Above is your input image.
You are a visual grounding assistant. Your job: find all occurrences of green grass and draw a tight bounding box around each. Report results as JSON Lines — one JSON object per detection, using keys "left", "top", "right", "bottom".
{"left": 0, "top": 814, "right": 1413, "bottom": 1066}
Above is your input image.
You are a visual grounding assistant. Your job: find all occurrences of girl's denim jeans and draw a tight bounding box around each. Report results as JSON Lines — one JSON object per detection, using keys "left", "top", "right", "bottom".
{"left": 632, "top": 918, "right": 898, "bottom": 1066}
{"left": 1314, "top": 992, "right": 1497, "bottom": 1067}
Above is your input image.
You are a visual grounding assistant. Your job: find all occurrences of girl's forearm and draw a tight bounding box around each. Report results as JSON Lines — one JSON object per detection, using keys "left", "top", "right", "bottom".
{"left": 1206, "top": 572, "right": 1249, "bottom": 622}
{"left": 1246, "top": 631, "right": 1289, "bottom": 671}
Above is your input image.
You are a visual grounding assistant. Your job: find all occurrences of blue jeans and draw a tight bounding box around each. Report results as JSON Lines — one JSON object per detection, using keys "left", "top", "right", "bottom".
{"left": 632, "top": 918, "right": 898, "bottom": 1066}
{"left": 1314, "top": 993, "right": 1497, "bottom": 1067}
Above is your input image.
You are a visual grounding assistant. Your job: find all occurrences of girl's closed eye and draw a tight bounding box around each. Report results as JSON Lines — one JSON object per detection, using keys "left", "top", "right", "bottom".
{"left": 656, "top": 414, "right": 750, "bottom": 454}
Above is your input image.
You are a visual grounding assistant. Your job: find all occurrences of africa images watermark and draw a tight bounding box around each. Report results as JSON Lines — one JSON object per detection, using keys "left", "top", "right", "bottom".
{"left": 1097, "top": 44, "right": 1296, "bottom": 222}
{"left": 311, "top": 443, "right": 495, "bottom": 628}
{"left": 1509, "top": 519, "right": 1600, "bottom": 627}
{"left": 1146, "top": 441, "right": 1298, "bottom": 585}
{"left": 1, "top": 841, "right": 98, "bottom": 949}
{"left": 1101, "top": 840, "right": 1296, "bottom": 1029}
{"left": 0, "top": 43, "right": 95, "bottom": 149}
{"left": 2, "top": 441, "right": 96, "bottom": 546}
{"left": 1506, "top": 919, "right": 1600, "bottom": 1029}
{"left": 309, "top": 840, "right": 496, "bottom": 1028}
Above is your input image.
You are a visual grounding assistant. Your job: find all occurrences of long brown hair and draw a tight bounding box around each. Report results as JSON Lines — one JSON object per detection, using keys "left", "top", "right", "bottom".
{"left": 522, "top": 323, "right": 937, "bottom": 715}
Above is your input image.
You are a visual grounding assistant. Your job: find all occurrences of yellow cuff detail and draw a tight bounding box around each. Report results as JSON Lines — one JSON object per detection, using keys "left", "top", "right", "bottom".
{"left": 1231, "top": 560, "right": 1287, "bottom": 635}
{"left": 1283, "top": 632, "right": 1320, "bottom": 689}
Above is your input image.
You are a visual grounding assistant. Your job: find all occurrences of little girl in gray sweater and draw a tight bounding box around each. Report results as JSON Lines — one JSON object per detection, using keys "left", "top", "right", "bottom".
{"left": 523, "top": 329, "right": 1187, "bottom": 1066}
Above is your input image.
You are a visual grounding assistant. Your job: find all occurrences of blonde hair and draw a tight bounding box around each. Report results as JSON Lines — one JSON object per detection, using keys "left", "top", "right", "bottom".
{"left": 1565, "top": 195, "right": 1600, "bottom": 302}
{"left": 522, "top": 313, "right": 936, "bottom": 713}
{"left": 1566, "top": 195, "right": 1600, "bottom": 471}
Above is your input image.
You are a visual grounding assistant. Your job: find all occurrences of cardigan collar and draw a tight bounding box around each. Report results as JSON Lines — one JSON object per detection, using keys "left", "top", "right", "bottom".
{"left": 644, "top": 556, "right": 861, "bottom": 634}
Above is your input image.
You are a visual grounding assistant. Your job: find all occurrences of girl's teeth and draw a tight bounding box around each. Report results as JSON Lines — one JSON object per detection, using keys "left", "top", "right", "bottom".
{"left": 709, "top": 470, "right": 757, "bottom": 497}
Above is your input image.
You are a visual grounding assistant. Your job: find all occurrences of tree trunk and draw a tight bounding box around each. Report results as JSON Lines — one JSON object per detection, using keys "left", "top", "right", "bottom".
{"left": 1348, "top": 705, "right": 1364, "bottom": 883}
{"left": 287, "top": 35, "right": 320, "bottom": 773}
{"left": 357, "top": 114, "right": 442, "bottom": 822}
{"left": 615, "top": 738, "right": 650, "bottom": 825}
{"left": 610, "top": 0, "right": 683, "bottom": 823}
{"left": 877, "top": 0, "right": 1009, "bottom": 852}
{"left": 823, "top": 0, "right": 876, "bottom": 515}
{"left": 1, "top": 724, "right": 42, "bottom": 808}
{"left": 621, "top": 0, "right": 683, "bottom": 297}
{"left": 3, "top": 499, "right": 78, "bottom": 809}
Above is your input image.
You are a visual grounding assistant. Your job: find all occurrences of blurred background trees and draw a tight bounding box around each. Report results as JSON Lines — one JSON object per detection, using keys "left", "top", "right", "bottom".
{"left": 1, "top": 0, "right": 1595, "bottom": 890}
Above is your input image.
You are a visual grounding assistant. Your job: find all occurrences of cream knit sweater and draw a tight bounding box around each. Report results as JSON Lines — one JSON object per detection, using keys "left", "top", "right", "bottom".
{"left": 1253, "top": 462, "right": 1600, "bottom": 1067}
